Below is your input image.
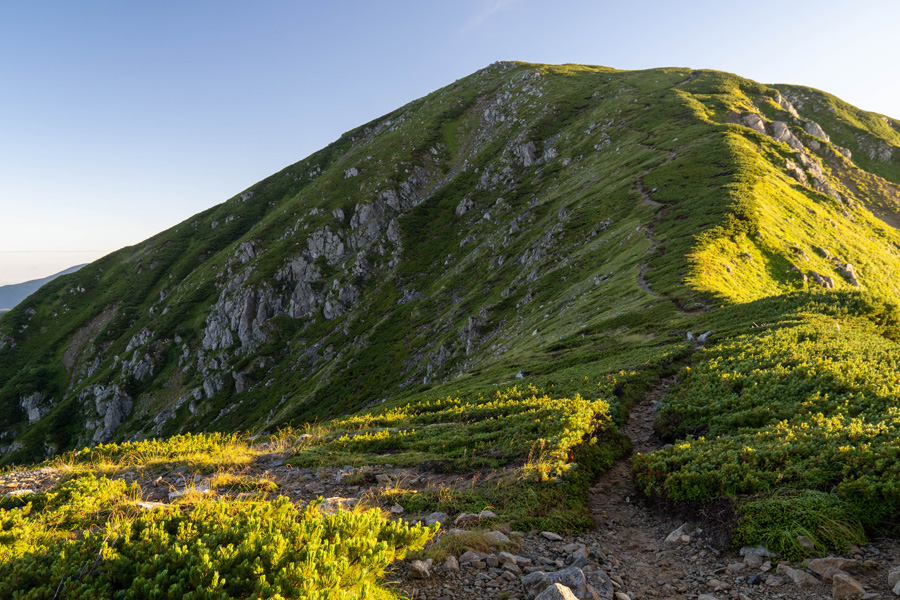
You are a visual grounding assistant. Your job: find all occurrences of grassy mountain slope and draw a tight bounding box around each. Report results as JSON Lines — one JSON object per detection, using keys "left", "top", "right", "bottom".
{"left": 2, "top": 62, "right": 899, "bottom": 465}
{"left": 3, "top": 62, "right": 900, "bottom": 596}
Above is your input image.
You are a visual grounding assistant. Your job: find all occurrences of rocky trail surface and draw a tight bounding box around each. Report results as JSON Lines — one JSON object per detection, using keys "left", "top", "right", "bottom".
{"left": 2, "top": 387, "right": 899, "bottom": 600}
{"left": 386, "top": 379, "right": 900, "bottom": 600}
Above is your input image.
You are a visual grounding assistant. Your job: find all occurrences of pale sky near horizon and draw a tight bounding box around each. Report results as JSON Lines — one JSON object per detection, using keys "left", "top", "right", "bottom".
{"left": 2, "top": 0, "right": 899, "bottom": 286}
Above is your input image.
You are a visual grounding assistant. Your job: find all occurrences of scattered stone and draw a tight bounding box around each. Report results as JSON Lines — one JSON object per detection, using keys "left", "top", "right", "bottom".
{"left": 135, "top": 501, "right": 167, "bottom": 510}
{"left": 541, "top": 531, "right": 563, "bottom": 542}
{"left": 832, "top": 573, "right": 866, "bottom": 600}
{"left": 665, "top": 523, "right": 690, "bottom": 543}
{"left": 455, "top": 512, "right": 480, "bottom": 526}
{"left": 698, "top": 595, "right": 719, "bottom": 600}
{"left": 813, "top": 246, "right": 834, "bottom": 260}
{"left": 375, "top": 474, "right": 392, "bottom": 486}
{"left": 743, "top": 553, "right": 765, "bottom": 569}
{"left": 499, "top": 551, "right": 518, "bottom": 565}
{"left": 408, "top": 559, "right": 430, "bottom": 579}
{"left": 4, "top": 488, "right": 34, "bottom": 497}
{"left": 808, "top": 271, "right": 835, "bottom": 289}
{"left": 479, "top": 509, "right": 499, "bottom": 520}
{"left": 614, "top": 592, "right": 631, "bottom": 600}
{"left": 459, "top": 550, "right": 484, "bottom": 564}
{"left": 708, "top": 578, "right": 729, "bottom": 591}
{"left": 425, "top": 512, "right": 448, "bottom": 527}
{"left": 390, "top": 503, "right": 405, "bottom": 515}
{"left": 893, "top": 579, "right": 900, "bottom": 597}
{"left": 443, "top": 555, "right": 459, "bottom": 572}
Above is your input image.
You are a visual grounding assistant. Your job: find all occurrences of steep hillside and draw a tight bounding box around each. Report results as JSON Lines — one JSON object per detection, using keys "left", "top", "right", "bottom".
{"left": 1, "top": 61, "right": 899, "bottom": 468}
{"left": 0, "top": 265, "right": 86, "bottom": 311}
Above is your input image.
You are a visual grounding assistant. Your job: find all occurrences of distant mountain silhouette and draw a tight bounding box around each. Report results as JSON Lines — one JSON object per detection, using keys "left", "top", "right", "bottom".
{"left": 0, "top": 265, "right": 86, "bottom": 310}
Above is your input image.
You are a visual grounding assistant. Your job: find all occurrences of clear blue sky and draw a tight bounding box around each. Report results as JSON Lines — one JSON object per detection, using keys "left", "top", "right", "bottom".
{"left": 2, "top": 0, "right": 898, "bottom": 285}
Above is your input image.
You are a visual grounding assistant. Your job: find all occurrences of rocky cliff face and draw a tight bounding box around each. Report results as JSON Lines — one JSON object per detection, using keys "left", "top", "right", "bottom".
{"left": 2, "top": 62, "right": 900, "bottom": 463}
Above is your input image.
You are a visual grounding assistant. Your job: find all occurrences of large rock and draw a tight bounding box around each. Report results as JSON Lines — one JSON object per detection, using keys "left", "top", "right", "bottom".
{"left": 831, "top": 573, "right": 865, "bottom": 599}
{"left": 807, "top": 557, "right": 859, "bottom": 583}
{"left": 775, "top": 563, "right": 819, "bottom": 586}
{"left": 774, "top": 93, "right": 800, "bottom": 118}
{"left": 742, "top": 113, "right": 767, "bottom": 134}
{"left": 408, "top": 559, "right": 430, "bottom": 579}
{"left": 804, "top": 121, "right": 830, "bottom": 142}
{"left": 536, "top": 584, "right": 579, "bottom": 600}
{"left": 889, "top": 567, "right": 900, "bottom": 589}
{"left": 455, "top": 198, "right": 475, "bottom": 216}
{"left": 485, "top": 530, "right": 511, "bottom": 545}
{"left": 522, "top": 566, "right": 613, "bottom": 600}
{"left": 425, "top": 512, "right": 449, "bottom": 527}
{"left": 771, "top": 121, "right": 804, "bottom": 151}
{"left": 838, "top": 263, "right": 861, "bottom": 288}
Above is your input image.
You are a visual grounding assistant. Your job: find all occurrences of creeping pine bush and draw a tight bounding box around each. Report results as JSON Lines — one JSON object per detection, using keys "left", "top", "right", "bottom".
{"left": 0, "top": 475, "right": 435, "bottom": 599}
{"left": 633, "top": 308, "right": 900, "bottom": 545}
{"left": 290, "top": 385, "right": 613, "bottom": 473}
{"left": 61, "top": 431, "right": 254, "bottom": 472}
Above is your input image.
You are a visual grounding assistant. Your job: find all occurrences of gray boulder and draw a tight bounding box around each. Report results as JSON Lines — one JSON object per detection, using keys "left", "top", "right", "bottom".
{"left": 804, "top": 121, "right": 830, "bottom": 141}
{"left": 742, "top": 113, "right": 767, "bottom": 134}
{"left": 771, "top": 121, "right": 804, "bottom": 150}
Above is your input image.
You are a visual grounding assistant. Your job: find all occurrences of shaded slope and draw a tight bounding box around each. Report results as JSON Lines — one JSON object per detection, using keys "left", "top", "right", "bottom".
{"left": 0, "top": 265, "right": 85, "bottom": 310}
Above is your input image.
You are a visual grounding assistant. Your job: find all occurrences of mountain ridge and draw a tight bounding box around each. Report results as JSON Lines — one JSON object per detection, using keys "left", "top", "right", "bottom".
{"left": 1, "top": 61, "right": 898, "bottom": 463}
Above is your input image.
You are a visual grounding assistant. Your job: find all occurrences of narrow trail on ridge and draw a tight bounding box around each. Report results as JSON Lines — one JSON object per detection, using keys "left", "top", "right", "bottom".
{"left": 587, "top": 376, "right": 705, "bottom": 599}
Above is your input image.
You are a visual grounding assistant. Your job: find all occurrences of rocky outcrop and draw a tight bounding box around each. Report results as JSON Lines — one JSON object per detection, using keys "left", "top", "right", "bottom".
{"left": 80, "top": 384, "right": 133, "bottom": 443}
{"left": 308, "top": 227, "right": 346, "bottom": 263}
{"left": 774, "top": 93, "right": 800, "bottom": 118}
{"left": 838, "top": 263, "right": 861, "bottom": 288}
{"left": 456, "top": 198, "right": 475, "bottom": 217}
{"left": 785, "top": 159, "right": 808, "bottom": 185}
{"left": 771, "top": 121, "right": 804, "bottom": 151}
{"left": 202, "top": 286, "right": 281, "bottom": 353}
{"left": 803, "top": 120, "right": 830, "bottom": 141}
{"left": 19, "top": 392, "right": 50, "bottom": 424}
{"left": 808, "top": 271, "right": 835, "bottom": 289}
{"left": 742, "top": 114, "right": 767, "bottom": 134}
{"left": 517, "top": 142, "right": 537, "bottom": 167}
{"left": 121, "top": 351, "right": 155, "bottom": 381}
{"left": 0, "top": 332, "right": 14, "bottom": 351}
